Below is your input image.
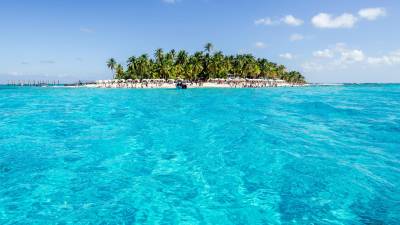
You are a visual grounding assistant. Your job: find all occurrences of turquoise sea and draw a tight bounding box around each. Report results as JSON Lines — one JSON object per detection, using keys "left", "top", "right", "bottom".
{"left": 0, "top": 84, "right": 399, "bottom": 224}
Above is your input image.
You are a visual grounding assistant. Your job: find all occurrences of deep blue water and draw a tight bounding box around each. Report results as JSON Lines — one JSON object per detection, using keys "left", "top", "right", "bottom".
{"left": 0, "top": 85, "right": 399, "bottom": 224}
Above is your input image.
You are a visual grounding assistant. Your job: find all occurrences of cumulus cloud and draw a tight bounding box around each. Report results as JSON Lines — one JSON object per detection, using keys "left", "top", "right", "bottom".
{"left": 313, "top": 49, "right": 334, "bottom": 58}
{"left": 279, "top": 53, "right": 294, "bottom": 60}
{"left": 331, "top": 43, "right": 365, "bottom": 64}
{"left": 255, "top": 15, "right": 303, "bottom": 26}
{"left": 359, "top": 7, "right": 386, "bottom": 20}
{"left": 311, "top": 7, "right": 386, "bottom": 29}
{"left": 289, "top": 33, "right": 304, "bottom": 41}
{"left": 312, "top": 13, "right": 358, "bottom": 28}
{"left": 282, "top": 15, "right": 303, "bottom": 26}
{"left": 255, "top": 42, "right": 267, "bottom": 49}
{"left": 367, "top": 50, "right": 400, "bottom": 65}
{"left": 340, "top": 49, "right": 365, "bottom": 63}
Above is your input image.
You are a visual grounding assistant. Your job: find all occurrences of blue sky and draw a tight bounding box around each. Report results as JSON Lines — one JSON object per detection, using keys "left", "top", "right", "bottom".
{"left": 0, "top": 0, "right": 399, "bottom": 83}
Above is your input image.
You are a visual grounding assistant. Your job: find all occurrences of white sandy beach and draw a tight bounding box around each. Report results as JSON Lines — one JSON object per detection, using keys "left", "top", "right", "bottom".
{"left": 87, "top": 79, "right": 305, "bottom": 89}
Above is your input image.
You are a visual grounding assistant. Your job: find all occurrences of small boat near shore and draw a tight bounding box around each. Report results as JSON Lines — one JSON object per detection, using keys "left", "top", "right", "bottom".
{"left": 176, "top": 81, "right": 187, "bottom": 89}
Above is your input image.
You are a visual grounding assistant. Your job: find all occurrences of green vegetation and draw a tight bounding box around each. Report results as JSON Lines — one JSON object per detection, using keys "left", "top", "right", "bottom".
{"left": 107, "top": 43, "right": 306, "bottom": 83}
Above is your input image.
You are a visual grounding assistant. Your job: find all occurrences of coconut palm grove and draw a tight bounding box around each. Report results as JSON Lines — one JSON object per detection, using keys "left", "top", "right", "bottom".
{"left": 106, "top": 43, "right": 306, "bottom": 84}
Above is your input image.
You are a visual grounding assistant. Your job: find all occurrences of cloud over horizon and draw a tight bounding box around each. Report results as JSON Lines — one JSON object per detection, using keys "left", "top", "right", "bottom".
{"left": 311, "top": 7, "right": 386, "bottom": 29}
{"left": 302, "top": 43, "right": 400, "bottom": 73}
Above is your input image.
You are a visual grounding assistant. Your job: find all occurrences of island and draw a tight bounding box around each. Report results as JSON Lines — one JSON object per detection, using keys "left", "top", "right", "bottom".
{"left": 93, "top": 43, "right": 306, "bottom": 88}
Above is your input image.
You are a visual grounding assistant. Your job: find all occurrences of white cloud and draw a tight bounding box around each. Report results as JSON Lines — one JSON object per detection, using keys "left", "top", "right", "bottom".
{"left": 313, "top": 49, "right": 334, "bottom": 58}
{"left": 305, "top": 44, "right": 400, "bottom": 75}
{"left": 359, "top": 7, "right": 386, "bottom": 20}
{"left": 254, "top": 18, "right": 275, "bottom": 26}
{"left": 312, "top": 13, "right": 358, "bottom": 28}
{"left": 367, "top": 50, "right": 400, "bottom": 65}
{"left": 311, "top": 7, "right": 386, "bottom": 29}
{"left": 282, "top": 15, "right": 304, "bottom": 26}
{"left": 304, "top": 43, "right": 366, "bottom": 72}
{"left": 279, "top": 53, "right": 294, "bottom": 60}
{"left": 290, "top": 33, "right": 304, "bottom": 41}
{"left": 255, "top": 15, "right": 303, "bottom": 26}
{"left": 333, "top": 43, "right": 365, "bottom": 64}
{"left": 255, "top": 42, "right": 267, "bottom": 49}
{"left": 340, "top": 49, "right": 365, "bottom": 63}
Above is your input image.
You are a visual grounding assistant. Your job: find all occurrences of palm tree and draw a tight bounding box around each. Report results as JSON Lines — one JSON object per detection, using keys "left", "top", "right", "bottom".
{"left": 176, "top": 50, "right": 189, "bottom": 65}
{"left": 176, "top": 50, "right": 189, "bottom": 79}
{"left": 169, "top": 49, "right": 176, "bottom": 60}
{"left": 287, "top": 71, "right": 305, "bottom": 84}
{"left": 258, "top": 58, "right": 270, "bottom": 79}
{"left": 267, "top": 62, "right": 278, "bottom": 79}
{"left": 202, "top": 44, "right": 214, "bottom": 79}
{"left": 204, "top": 42, "right": 213, "bottom": 53}
{"left": 115, "top": 64, "right": 125, "bottom": 79}
{"left": 232, "top": 55, "right": 245, "bottom": 78}
{"left": 209, "top": 51, "right": 229, "bottom": 78}
{"left": 164, "top": 52, "right": 175, "bottom": 80}
{"left": 155, "top": 48, "right": 164, "bottom": 63}
{"left": 126, "top": 56, "right": 137, "bottom": 79}
{"left": 107, "top": 58, "right": 117, "bottom": 79}
{"left": 188, "top": 56, "right": 203, "bottom": 81}
{"left": 154, "top": 48, "right": 166, "bottom": 80}
{"left": 238, "top": 54, "right": 260, "bottom": 78}
{"left": 276, "top": 65, "right": 287, "bottom": 80}
{"left": 136, "top": 54, "right": 151, "bottom": 80}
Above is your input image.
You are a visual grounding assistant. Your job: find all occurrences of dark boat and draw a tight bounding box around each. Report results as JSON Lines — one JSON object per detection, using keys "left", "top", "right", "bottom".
{"left": 176, "top": 81, "right": 187, "bottom": 89}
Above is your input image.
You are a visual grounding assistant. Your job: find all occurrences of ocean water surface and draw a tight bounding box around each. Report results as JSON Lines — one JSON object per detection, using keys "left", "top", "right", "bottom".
{"left": 0, "top": 85, "right": 399, "bottom": 224}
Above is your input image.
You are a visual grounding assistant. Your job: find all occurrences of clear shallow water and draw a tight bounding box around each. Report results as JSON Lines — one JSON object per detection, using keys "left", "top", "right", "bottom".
{"left": 0, "top": 85, "right": 399, "bottom": 224}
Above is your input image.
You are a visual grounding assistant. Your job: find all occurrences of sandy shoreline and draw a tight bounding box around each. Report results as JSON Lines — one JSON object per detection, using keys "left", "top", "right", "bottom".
{"left": 86, "top": 79, "right": 306, "bottom": 89}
